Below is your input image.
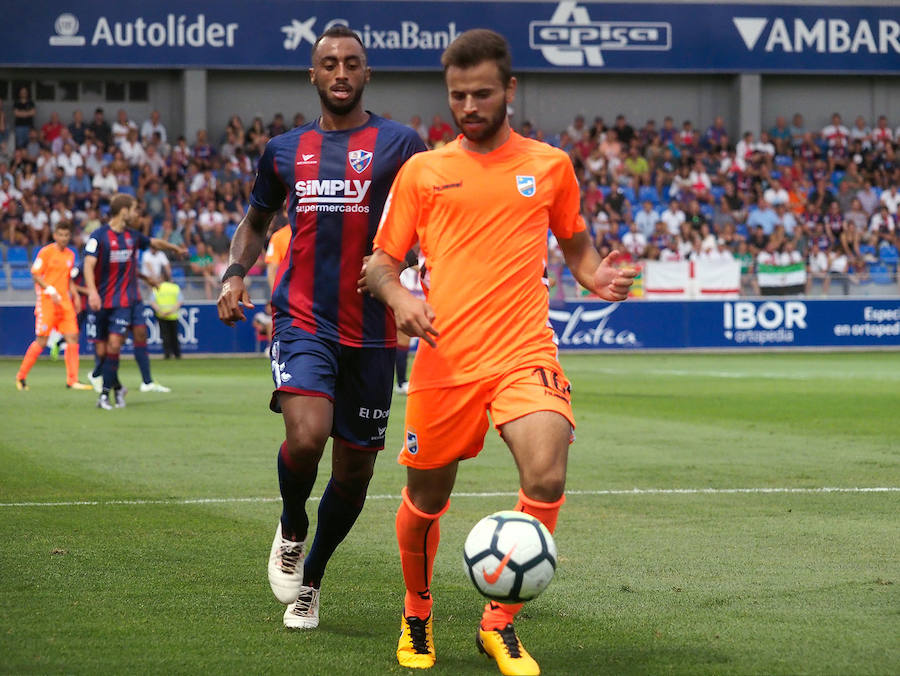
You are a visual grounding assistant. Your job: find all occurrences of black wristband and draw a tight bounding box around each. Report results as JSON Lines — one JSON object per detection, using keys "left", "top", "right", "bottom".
{"left": 221, "top": 263, "right": 247, "bottom": 283}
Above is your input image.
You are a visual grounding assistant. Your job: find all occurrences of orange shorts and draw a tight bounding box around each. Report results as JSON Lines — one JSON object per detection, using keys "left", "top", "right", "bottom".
{"left": 35, "top": 298, "right": 78, "bottom": 337}
{"left": 399, "top": 365, "right": 575, "bottom": 470}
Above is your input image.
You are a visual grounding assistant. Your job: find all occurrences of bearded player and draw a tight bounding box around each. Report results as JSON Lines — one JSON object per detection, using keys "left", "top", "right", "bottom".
{"left": 217, "top": 26, "right": 425, "bottom": 629}
{"left": 367, "top": 29, "right": 636, "bottom": 675}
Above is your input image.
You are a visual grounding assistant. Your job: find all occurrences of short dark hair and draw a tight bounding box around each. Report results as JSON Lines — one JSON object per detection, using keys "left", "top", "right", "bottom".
{"left": 54, "top": 220, "right": 72, "bottom": 233}
{"left": 441, "top": 29, "right": 512, "bottom": 86}
{"left": 109, "top": 193, "right": 135, "bottom": 218}
{"left": 311, "top": 25, "right": 367, "bottom": 63}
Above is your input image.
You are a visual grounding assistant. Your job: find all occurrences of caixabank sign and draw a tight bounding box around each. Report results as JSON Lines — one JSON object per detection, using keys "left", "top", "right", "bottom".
{"left": 2, "top": 1, "right": 898, "bottom": 72}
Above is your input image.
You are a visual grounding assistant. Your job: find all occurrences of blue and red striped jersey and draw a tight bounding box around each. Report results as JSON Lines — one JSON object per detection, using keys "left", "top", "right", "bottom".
{"left": 250, "top": 113, "right": 426, "bottom": 348}
{"left": 84, "top": 225, "right": 151, "bottom": 309}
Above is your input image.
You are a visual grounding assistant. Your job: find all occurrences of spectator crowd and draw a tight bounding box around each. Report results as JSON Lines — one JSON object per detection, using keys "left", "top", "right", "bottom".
{"left": 1, "top": 87, "right": 899, "bottom": 297}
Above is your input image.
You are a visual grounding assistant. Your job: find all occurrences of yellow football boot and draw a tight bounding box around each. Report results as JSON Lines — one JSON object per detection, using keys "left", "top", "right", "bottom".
{"left": 476, "top": 623, "right": 540, "bottom": 676}
{"left": 397, "top": 612, "right": 435, "bottom": 669}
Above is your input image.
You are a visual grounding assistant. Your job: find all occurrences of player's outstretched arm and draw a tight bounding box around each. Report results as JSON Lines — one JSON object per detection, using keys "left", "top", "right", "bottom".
{"left": 217, "top": 206, "right": 275, "bottom": 326}
{"left": 558, "top": 230, "right": 637, "bottom": 302}
{"left": 150, "top": 238, "right": 188, "bottom": 259}
{"left": 367, "top": 248, "right": 439, "bottom": 347}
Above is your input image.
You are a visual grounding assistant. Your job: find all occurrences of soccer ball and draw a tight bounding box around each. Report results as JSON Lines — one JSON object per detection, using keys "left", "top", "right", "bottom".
{"left": 463, "top": 510, "right": 557, "bottom": 603}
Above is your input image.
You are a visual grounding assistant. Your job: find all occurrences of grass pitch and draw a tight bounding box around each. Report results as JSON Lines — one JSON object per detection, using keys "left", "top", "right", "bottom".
{"left": 1, "top": 352, "right": 898, "bottom": 675}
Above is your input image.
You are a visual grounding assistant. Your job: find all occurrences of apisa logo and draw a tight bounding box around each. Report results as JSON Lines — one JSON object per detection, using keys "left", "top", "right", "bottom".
{"left": 530, "top": 1, "right": 671, "bottom": 67}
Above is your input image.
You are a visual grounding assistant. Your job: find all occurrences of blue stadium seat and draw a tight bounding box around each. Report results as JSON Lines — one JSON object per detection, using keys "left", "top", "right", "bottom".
{"left": 226, "top": 224, "right": 238, "bottom": 239}
{"left": 11, "top": 267, "right": 33, "bottom": 289}
{"left": 6, "top": 246, "right": 29, "bottom": 267}
{"left": 709, "top": 185, "right": 726, "bottom": 202}
{"left": 735, "top": 224, "right": 749, "bottom": 239}
{"left": 171, "top": 266, "right": 186, "bottom": 285}
{"left": 775, "top": 155, "right": 793, "bottom": 167}
{"left": 869, "top": 263, "right": 893, "bottom": 285}
{"left": 617, "top": 223, "right": 630, "bottom": 239}
{"left": 0, "top": 267, "right": 7, "bottom": 290}
{"left": 118, "top": 185, "right": 137, "bottom": 197}
{"left": 598, "top": 185, "right": 611, "bottom": 198}
{"left": 879, "top": 243, "right": 899, "bottom": 269}
{"left": 638, "top": 186, "right": 660, "bottom": 205}
{"left": 831, "top": 171, "right": 845, "bottom": 186}
{"left": 621, "top": 186, "right": 637, "bottom": 204}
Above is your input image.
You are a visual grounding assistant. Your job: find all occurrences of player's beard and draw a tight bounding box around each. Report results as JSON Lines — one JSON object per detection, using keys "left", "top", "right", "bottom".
{"left": 317, "top": 81, "right": 365, "bottom": 117}
{"left": 454, "top": 100, "right": 507, "bottom": 144}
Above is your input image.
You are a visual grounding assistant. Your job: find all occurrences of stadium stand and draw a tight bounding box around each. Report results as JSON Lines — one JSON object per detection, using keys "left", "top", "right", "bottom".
{"left": 1, "top": 97, "right": 898, "bottom": 301}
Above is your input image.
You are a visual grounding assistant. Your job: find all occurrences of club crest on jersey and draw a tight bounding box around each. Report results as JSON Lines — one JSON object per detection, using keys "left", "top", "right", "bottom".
{"left": 405, "top": 428, "right": 418, "bottom": 455}
{"left": 516, "top": 175, "right": 536, "bottom": 197}
{"left": 348, "top": 149, "right": 373, "bottom": 174}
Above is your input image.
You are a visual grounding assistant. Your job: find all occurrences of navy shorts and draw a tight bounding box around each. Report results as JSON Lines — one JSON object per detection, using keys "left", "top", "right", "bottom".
{"left": 86, "top": 303, "right": 146, "bottom": 341}
{"left": 269, "top": 325, "right": 395, "bottom": 450}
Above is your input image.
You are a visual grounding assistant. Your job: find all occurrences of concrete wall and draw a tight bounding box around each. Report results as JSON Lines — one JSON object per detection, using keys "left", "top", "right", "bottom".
{"left": 5, "top": 67, "right": 900, "bottom": 147}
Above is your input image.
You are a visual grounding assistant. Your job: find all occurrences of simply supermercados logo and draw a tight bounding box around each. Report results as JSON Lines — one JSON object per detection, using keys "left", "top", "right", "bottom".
{"left": 530, "top": 1, "right": 671, "bottom": 67}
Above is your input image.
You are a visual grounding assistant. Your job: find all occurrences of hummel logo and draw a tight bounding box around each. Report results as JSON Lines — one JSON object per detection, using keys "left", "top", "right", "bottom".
{"left": 482, "top": 545, "right": 516, "bottom": 584}
{"left": 432, "top": 181, "right": 462, "bottom": 192}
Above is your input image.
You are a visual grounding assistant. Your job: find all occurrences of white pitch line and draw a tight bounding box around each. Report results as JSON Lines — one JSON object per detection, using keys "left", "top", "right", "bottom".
{"left": 586, "top": 367, "right": 900, "bottom": 382}
{"left": 1, "top": 486, "right": 898, "bottom": 508}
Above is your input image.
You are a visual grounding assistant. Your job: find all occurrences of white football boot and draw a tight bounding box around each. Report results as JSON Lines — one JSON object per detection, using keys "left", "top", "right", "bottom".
{"left": 283, "top": 585, "right": 320, "bottom": 629}
{"left": 268, "top": 521, "right": 306, "bottom": 604}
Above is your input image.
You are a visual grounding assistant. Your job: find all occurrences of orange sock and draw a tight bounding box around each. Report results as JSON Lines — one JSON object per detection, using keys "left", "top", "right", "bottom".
{"left": 64, "top": 342, "right": 80, "bottom": 385}
{"left": 17, "top": 341, "right": 44, "bottom": 380}
{"left": 481, "top": 489, "right": 565, "bottom": 630}
{"left": 515, "top": 488, "right": 565, "bottom": 534}
{"left": 396, "top": 487, "right": 449, "bottom": 620}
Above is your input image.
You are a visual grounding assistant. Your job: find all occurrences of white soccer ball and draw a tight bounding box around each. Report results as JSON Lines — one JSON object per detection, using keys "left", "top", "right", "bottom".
{"left": 463, "top": 510, "right": 557, "bottom": 603}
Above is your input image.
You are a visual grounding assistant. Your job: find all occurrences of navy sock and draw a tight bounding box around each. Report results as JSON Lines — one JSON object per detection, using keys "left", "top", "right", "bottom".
{"left": 102, "top": 353, "right": 119, "bottom": 392}
{"left": 92, "top": 355, "right": 104, "bottom": 378}
{"left": 277, "top": 442, "right": 318, "bottom": 543}
{"left": 133, "top": 342, "right": 152, "bottom": 384}
{"left": 303, "top": 476, "right": 368, "bottom": 588}
{"left": 395, "top": 348, "right": 408, "bottom": 384}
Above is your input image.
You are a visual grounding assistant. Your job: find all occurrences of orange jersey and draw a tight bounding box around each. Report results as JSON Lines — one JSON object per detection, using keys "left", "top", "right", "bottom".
{"left": 374, "top": 132, "right": 585, "bottom": 388}
{"left": 265, "top": 224, "right": 291, "bottom": 266}
{"left": 31, "top": 243, "right": 75, "bottom": 304}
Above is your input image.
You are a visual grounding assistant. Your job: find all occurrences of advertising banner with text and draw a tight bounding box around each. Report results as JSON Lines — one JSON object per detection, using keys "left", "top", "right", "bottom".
{"left": 3, "top": 2, "right": 898, "bottom": 73}
{"left": 548, "top": 298, "right": 900, "bottom": 349}
{"left": 2, "top": 298, "right": 899, "bottom": 356}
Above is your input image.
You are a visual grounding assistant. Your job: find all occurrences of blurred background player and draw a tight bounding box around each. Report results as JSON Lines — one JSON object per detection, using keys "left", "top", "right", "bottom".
{"left": 216, "top": 26, "right": 426, "bottom": 630}
{"left": 15, "top": 220, "right": 92, "bottom": 391}
{"left": 265, "top": 222, "right": 291, "bottom": 297}
{"left": 84, "top": 192, "right": 186, "bottom": 409}
{"left": 149, "top": 270, "right": 183, "bottom": 359}
{"left": 367, "top": 29, "right": 636, "bottom": 675}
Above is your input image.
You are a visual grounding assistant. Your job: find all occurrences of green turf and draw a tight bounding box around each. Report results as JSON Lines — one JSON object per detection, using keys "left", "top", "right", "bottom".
{"left": 1, "top": 353, "right": 898, "bottom": 675}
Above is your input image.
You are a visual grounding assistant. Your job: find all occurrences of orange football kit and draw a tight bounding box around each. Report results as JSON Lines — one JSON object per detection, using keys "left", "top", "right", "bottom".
{"left": 16, "top": 243, "right": 83, "bottom": 387}
{"left": 374, "top": 131, "right": 584, "bottom": 469}
{"left": 265, "top": 224, "right": 291, "bottom": 268}
{"left": 32, "top": 244, "right": 78, "bottom": 336}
